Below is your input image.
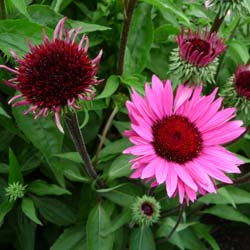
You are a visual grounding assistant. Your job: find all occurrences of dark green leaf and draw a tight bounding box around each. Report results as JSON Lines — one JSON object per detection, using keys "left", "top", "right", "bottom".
{"left": 124, "top": 3, "right": 153, "bottom": 75}
{"left": 0, "top": 201, "right": 14, "bottom": 222}
{"left": 130, "top": 226, "right": 155, "bottom": 250}
{"left": 51, "top": 224, "right": 85, "bottom": 250}
{"left": 86, "top": 204, "right": 114, "bottom": 250}
{"left": 21, "top": 197, "right": 42, "bottom": 225}
{"left": 8, "top": 148, "right": 23, "bottom": 184}
{"left": 108, "top": 154, "right": 133, "bottom": 180}
{"left": 28, "top": 180, "right": 71, "bottom": 196}
{"left": 95, "top": 75, "right": 119, "bottom": 99}
{"left": 34, "top": 197, "right": 75, "bottom": 226}
{"left": 9, "top": 0, "right": 31, "bottom": 19}
{"left": 202, "top": 204, "right": 250, "bottom": 225}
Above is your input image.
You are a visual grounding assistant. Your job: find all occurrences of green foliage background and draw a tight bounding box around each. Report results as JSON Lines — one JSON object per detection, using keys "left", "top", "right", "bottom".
{"left": 0, "top": 0, "right": 250, "bottom": 249}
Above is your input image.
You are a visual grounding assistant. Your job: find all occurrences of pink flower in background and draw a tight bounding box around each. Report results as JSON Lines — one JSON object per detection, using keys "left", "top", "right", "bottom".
{"left": 123, "top": 75, "right": 245, "bottom": 203}
{"left": 0, "top": 17, "right": 102, "bottom": 133}
{"left": 233, "top": 64, "right": 250, "bottom": 99}
{"left": 177, "top": 28, "right": 226, "bottom": 67}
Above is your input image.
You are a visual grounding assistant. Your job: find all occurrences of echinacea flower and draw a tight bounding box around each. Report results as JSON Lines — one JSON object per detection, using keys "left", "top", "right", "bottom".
{"left": 132, "top": 195, "right": 160, "bottom": 226}
{"left": 169, "top": 28, "right": 226, "bottom": 84}
{"left": 220, "top": 64, "right": 250, "bottom": 124}
{"left": 0, "top": 17, "right": 102, "bottom": 133}
{"left": 123, "top": 75, "right": 245, "bottom": 203}
{"left": 205, "top": 0, "right": 249, "bottom": 17}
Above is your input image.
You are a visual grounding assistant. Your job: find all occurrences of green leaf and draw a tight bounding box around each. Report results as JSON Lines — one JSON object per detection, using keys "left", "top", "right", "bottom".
{"left": 64, "top": 169, "right": 91, "bottom": 183}
{"left": 86, "top": 204, "right": 114, "bottom": 250}
{"left": 95, "top": 75, "right": 119, "bottom": 100}
{"left": 0, "top": 201, "right": 14, "bottom": 222}
{"left": 8, "top": 148, "right": 23, "bottom": 184}
{"left": 108, "top": 154, "right": 133, "bottom": 180}
{"left": 0, "top": 106, "right": 10, "bottom": 118}
{"left": 34, "top": 197, "right": 75, "bottom": 226}
{"left": 124, "top": 3, "right": 153, "bottom": 75}
{"left": 13, "top": 106, "right": 64, "bottom": 186}
{"left": 141, "top": 0, "right": 190, "bottom": 25}
{"left": 103, "top": 209, "right": 131, "bottom": 236}
{"left": 156, "top": 218, "right": 196, "bottom": 238}
{"left": 21, "top": 198, "right": 42, "bottom": 225}
{"left": 28, "top": 180, "right": 71, "bottom": 196}
{"left": 27, "top": 4, "right": 62, "bottom": 26}
{"left": 100, "top": 184, "right": 139, "bottom": 207}
{"left": 98, "top": 138, "right": 131, "bottom": 163}
{"left": 129, "top": 226, "right": 156, "bottom": 250}
{"left": 202, "top": 204, "right": 250, "bottom": 225}
{"left": 9, "top": 0, "right": 31, "bottom": 19}
{"left": 50, "top": 224, "right": 85, "bottom": 250}
{"left": 193, "top": 224, "right": 220, "bottom": 250}
{"left": 68, "top": 20, "right": 111, "bottom": 33}
{"left": 199, "top": 186, "right": 250, "bottom": 205}
{"left": 228, "top": 40, "right": 249, "bottom": 64}
{"left": 0, "top": 19, "right": 53, "bottom": 57}
{"left": 54, "top": 152, "right": 82, "bottom": 164}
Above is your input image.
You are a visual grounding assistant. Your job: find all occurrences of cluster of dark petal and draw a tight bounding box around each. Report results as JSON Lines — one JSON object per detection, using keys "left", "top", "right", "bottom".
{"left": 0, "top": 17, "right": 102, "bottom": 133}
{"left": 177, "top": 28, "right": 226, "bottom": 67}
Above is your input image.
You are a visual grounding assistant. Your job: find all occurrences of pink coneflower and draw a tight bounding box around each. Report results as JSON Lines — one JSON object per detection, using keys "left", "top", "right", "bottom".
{"left": 169, "top": 28, "right": 225, "bottom": 84}
{"left": 220, "top": 64, "right": 250, "bottom": 124}
{"left": 123, "top": 75, "right": 245, "bottom": 203}
{"left": 0, "top": 17, "right": 102, "bottom": 133}
{"left": 177, "top": 28, "right": 225, "bottom": 67}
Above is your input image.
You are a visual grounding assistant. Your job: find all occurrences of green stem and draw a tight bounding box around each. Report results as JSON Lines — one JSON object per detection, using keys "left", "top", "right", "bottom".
{"left": 64, "top": 113, "right": 104, "bottom": 188}
{"left": 157, "top": 202, "right": 186, "bottom": 244}
{"left": 93, "top": 106, "right": 118, "bottom": 167}
{"left": 117, "top": 0, "right": 137, "bottom": 75}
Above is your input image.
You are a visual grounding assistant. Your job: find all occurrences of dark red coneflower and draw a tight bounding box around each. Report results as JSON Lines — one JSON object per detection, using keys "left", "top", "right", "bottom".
{"left": 0, "top": 17, "right": 102, "bottom": 133}
{"left": 220, "top": 64, "right": 250, "bottom": 124}
{"left": 169, "top": 27, "right": 226, "bottom": 84}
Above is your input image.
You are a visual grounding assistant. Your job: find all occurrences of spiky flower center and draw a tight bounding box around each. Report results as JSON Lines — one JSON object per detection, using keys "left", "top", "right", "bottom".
{"left": 152, "top": 115, "right": 202, "bottom": 163}
{"left": 141, "top": 202, "right": 154, "bottom": 216}
{"left": 234, "top": 71, "right": 250, "bottom": 99}
{"left": 17, "top": 39, "right": 94, "bottom": 109}
{"left": 186, "top": 38, "right": 210, "bottom": 56}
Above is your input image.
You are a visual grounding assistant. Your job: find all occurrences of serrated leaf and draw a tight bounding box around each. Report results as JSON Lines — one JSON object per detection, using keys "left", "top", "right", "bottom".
{"left": 95, "top": 75, "right": 119, "bottom": 99}
{"left": 50, "top": 224, "right": 85, "bottom": 250}
{"left": 130, "top": 227, "right": 155, "bottom": 250}
{"left": 202, "top": 204, "right": 250, "bottom": 225}
{"left": 21, "top": 198, "right": 42, "bottom": 225}
{"left": 86, "top": 204, "right": 114, "bottom": 250}
{"left": 108, "top": 154, "right": 133, "bottom": 180}
{"left": 34, "top": 197, "right": 75, "bottom": 226}
{"left": 8, "top": 148, "right": 23, "bottom": 184}
{"left": 28, "top": 180, "right": 71, "bottom": 196}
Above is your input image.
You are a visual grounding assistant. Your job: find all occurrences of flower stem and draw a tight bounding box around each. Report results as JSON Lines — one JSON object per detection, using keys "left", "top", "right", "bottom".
{"left": 157, "top": 202, "right": 186, "bottom": 244}
{"left": 65, "top": 113, "right": 104, "bottom": 188}
{"left": 210, "top": 7, "right": 230, "bottom": 33}
{"left": 117, "top": 0, "right": 137, "bottom": 75}
{"left": 93, "top": 106, "right": 119, "bottom": 167}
